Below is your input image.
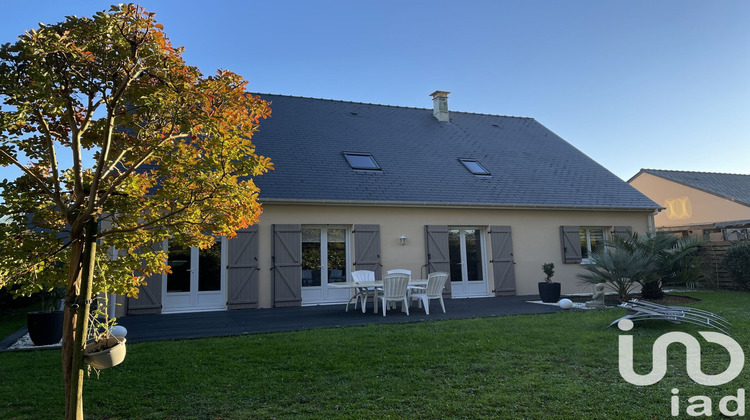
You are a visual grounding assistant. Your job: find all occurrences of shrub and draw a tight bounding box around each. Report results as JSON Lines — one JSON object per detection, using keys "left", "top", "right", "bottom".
{"left": 722, "top": 242, "right": 750, "bottom": 288}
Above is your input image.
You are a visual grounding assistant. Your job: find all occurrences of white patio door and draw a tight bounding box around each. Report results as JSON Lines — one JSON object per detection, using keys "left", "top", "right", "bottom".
{"left": 162, "top": 239, "right": 226, "bottom": 313}
{"left": 448, "top": 228, "right": 490, "bottom": 298}
{"left": 301, "top": 226, "right": 350, "bottom": 305}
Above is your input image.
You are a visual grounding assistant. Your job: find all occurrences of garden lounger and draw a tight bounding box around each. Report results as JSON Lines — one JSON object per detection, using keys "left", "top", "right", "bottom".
{"left": 609, "top": 299, "right": 731, "bottom": 335}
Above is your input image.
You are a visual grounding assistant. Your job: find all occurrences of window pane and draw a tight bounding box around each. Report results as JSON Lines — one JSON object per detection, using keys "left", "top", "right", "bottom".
{"left": 460, "top": 159, "right": 490, "bottom": 175}
{"left": 327, "top": 228, "right": 346, "bottom": 283}
{"left": 589, "top": 229, "right": 604, "bottom": 255}
{"left": 167, "top": 244, "right": 191, "bottom": 293}
{"left": 448, "top": 229, "right": 462, "bottom": 283}
{"left": 465, "top": 229, "right": 483, "bottom": 281}
{"left": 198, "top": 241, "right": 221, "bottom": 291}
{"left": 580, "top": 230, "right": 589, "bottom": 259}
{"left": 302, "top": 229, "right": 321, "bottom": 287}
{"left": 580, "top": 228, "right": 605, "bottom": 259}
{"left": 344, "top": 153, "right": 380, "bottom": 170}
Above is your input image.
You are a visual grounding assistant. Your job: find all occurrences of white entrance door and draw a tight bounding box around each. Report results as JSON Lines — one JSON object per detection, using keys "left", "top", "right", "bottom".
{"left": 162, "top": 239, "right": 226, "bottom": 313}
{"left": 448, "top": 228, "right": 490, "bottom": 298}
{"left": 301, "top": 226, "right": 351, "bottom": 305}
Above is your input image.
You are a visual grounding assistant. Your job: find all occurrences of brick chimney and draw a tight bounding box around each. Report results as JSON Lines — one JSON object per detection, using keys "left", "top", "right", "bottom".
{"left": 430, "top": 90, "right": 450, "bottom": 122}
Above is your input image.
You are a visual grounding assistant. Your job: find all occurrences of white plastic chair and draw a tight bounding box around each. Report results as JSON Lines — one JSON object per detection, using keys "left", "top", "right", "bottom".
{"left": 386, "top": 269, "right": 411, "bottom": 280}
{"left": 351, "top": 270, "right": 375, "bottom": 282}
{"left": 348, "top": 270, "right": 376, "bottom": 313}
{"left": 377, "top": 273, "right": 410, "bottom": 316}
{"left": 386, "top": 269, "right": 412, "bottom": 309}
{"left": 410, "top": 272, "right": 448, "bottom": 315}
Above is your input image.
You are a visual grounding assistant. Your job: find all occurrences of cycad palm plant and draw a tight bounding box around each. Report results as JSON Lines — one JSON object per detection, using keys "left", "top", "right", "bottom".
{"left": 577, "top": 240, "right": 650, "bottom": 301}
{"left": 578, "top": 231, "right": 703, "bottom": 301}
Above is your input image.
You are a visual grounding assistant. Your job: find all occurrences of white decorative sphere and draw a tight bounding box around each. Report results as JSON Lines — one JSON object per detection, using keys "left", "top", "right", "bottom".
{"left": 110, "top": 325, "right": 128, "bottom": 338}
{"left": 558, "top": 298, "right": 574, "bottom": 309}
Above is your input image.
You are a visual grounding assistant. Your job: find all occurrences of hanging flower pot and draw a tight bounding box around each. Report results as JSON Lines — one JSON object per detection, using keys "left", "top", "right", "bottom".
{"left": 84, "top": 336, "right": 127, "bottom": 369}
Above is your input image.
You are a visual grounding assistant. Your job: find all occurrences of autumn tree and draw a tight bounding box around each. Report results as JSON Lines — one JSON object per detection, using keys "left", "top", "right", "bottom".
{"left": 0, "top": 4, "right": 271, "bottom": 419}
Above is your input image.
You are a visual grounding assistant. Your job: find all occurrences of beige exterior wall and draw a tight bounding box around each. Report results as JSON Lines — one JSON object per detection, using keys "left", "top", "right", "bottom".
{"left": 629, "top": 173, "right": 750, "bottom": 228}
{"left": 254, "top": 203, "right": 651, "bottom": 308}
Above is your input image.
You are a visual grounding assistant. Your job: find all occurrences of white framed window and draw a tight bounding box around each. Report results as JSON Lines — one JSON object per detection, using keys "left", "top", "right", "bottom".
{"left": 580, "top": 227, "right": 605, "bottom": 261}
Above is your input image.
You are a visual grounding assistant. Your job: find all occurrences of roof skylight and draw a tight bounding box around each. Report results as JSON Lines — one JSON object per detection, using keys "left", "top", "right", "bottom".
{"left": 343, "top": 152, "right": 381, "bottom": 170}
{"left": 459, "top": 159, "right": 491, "bottom": 176}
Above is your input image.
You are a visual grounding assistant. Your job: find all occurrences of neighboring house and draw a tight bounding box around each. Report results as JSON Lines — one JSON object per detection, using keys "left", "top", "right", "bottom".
{"left": 628, "top": 169, "right": 750, "bottom": 241}
{"left": 125, "top": 92, "right": 660, "bottom": 315}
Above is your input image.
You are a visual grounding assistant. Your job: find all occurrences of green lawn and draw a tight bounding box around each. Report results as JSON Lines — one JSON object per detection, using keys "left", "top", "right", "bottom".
{"left": 1, "top": 291, "right": 748, "bottom": 419}
{"left": 0, "top": 300, "right": 42, "bottom": 340}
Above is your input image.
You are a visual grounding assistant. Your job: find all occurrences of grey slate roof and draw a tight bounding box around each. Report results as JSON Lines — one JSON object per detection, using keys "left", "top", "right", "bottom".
{"left": 632, "top": 169, "right": 750, "bottom": 207}
{"left": 250, "top": 94, "right": 660, "bottom": 210}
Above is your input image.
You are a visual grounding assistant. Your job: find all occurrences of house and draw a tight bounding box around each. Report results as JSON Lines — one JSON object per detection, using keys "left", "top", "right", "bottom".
{"left": 125, "top": 92, "right": 660, "bottom": 315}
{"left": 628, "top": 169, "right": 750, "bottom": 241}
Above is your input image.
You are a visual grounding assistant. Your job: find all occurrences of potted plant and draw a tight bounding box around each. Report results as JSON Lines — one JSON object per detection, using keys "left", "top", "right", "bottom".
{"left": 83, "top": 293, "right": 126, "bottom": 370}
{"left": 538, "top": 263, "right": 561, "bottom": 303}
{"left": 27, "top": 286, "right": 65, "bottom": 346}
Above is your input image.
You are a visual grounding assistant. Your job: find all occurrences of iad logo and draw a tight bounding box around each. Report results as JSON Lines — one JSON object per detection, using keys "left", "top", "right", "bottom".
{"left": 617, "top": 319, "right": 746, "bottom": 417}
{"left": 617, "top": 319, "right": 745, "bottom": 386}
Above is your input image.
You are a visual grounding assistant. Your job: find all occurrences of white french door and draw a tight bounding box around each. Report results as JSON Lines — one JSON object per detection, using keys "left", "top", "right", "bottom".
{"left": 448, "top": 228, "right": 490, "bottom": 298}
{"left": 301, "top": 226, "right": 351, "bottom": 305}
{"left": 162, "top": 239, "right": 226, "bottom": 313}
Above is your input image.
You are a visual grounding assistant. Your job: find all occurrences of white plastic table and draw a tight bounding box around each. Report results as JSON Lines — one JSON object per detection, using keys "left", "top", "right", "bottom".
{"left": 329, "top": 280, "right": 429, "bottom": 313}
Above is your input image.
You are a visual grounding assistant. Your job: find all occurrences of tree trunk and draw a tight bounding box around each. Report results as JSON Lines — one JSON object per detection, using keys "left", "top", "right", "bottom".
{"left": 62, "top": 237, "right": 83, "bottom": 418}
{"left": 64, "top": 218, "right": 98, "bottom": 420}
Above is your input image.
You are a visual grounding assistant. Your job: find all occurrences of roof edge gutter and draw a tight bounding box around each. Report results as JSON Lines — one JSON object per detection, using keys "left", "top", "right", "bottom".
{"left": 259, "top": 198, "right": 663, "bottom": 212}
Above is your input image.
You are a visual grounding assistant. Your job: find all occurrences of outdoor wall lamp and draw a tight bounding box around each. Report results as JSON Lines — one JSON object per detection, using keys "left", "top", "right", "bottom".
{"left": 399, "top": 235, "right": 407, "bottom": 246}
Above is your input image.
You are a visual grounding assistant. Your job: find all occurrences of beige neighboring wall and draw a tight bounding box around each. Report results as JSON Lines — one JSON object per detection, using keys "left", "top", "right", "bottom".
{"left": 253, "top": 203, "right": 651, "bottom": 308}
{"left": 629, "top": 173, "right": 750, "bottom": 228}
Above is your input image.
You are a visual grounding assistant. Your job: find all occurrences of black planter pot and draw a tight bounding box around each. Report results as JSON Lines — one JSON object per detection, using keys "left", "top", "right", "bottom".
{"left": 27, "top": 311, "right": 64, "bottom": 346}
{"left": 538, "top": 282, "right": 561, "bottom": 303}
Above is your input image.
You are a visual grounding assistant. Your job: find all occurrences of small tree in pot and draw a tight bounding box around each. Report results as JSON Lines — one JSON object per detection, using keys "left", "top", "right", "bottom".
{"left": 538, "top": 263, "right": 561, "bottom": 303}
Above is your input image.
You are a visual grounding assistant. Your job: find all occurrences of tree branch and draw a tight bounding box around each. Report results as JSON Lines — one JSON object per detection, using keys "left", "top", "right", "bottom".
{"left": 0, "top": 148, "right": 59, "bottom": 200}
{"left": 99, "top": 201, "right": 194, "bottom": 238}
{"left": 32, "top": 110, "right": 68, "bottom": 213}
{"left": 87, "top": 62, "right": 143, "bottom": 214}
{"left": 100, "top": 187, "right": 220, "bottom": 238}
{"left": 0, "top": 238, "right": 75, "bottom": 281}
{"left": 66, "top": 94, "right": 85, "bottom": 209}
{"left": 96, "top": 132, "right": 188, "bottom": 206}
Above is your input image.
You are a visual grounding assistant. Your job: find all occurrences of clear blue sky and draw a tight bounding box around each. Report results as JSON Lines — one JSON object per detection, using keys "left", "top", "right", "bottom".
{"left": 1, "top": 0, "right": 748, "bottom": 181}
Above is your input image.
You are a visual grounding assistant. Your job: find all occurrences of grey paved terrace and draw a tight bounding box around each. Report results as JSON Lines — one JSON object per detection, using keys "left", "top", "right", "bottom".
{"left": 1, "top": 296, "right": 561, "bottom": 349}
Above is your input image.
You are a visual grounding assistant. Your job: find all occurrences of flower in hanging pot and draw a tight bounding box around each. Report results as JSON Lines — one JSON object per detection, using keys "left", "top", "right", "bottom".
{"left": 83, "top": 292, "right": 126, "bottom": 370}
{"left": 84, "top": 336, "right": 127, "bottom": 370}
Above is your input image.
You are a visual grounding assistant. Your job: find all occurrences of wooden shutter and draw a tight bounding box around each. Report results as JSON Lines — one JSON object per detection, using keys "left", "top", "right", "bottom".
{"left": 612, "top": 226, "right": 632, "bottom": 240}
{"left": 353, "top": 224, "right": 382, "bottom": 280}
{"left": 425, "top": 225, "right": 451, "bottom": 296}
{"left": 560, "top": 226, "right": 582, "bottom": 264}
{"left": 272, "top": 224, "right": 302, "bottom": 307}
{"left": 226, "top": 226, "right": 259, "bottom": 310}
{"left": 490, "top": 226, "right": 516, "bottom": 296}
{"left": 127, "top": 242, "right": 163, "bottom": 315}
